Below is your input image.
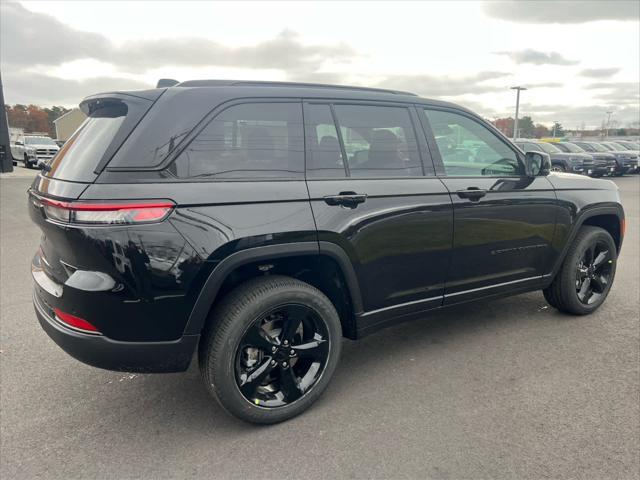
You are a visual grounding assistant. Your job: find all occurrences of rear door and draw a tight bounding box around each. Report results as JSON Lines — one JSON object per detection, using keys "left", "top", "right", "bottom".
{"left": 419, "top": 107, "right": 558, "bottom": 304}
{"left": 304, "top": 101, "right": 453, "bottom": 329}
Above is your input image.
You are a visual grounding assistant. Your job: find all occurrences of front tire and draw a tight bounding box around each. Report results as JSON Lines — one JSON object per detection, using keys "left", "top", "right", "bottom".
{"left": 199, "top": 275, "right": 342, "bottom": 424}
{"left": 24, "top": 155, "right": 32, "bottom": 169}
{"left": 543, "top": 226, "right": 617, "bottom": 315}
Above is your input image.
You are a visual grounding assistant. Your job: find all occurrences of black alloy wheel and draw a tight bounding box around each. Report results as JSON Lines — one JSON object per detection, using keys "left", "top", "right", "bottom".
{"left": 543, "top": 226, "right": 617, "bottom": 315}
{"left": 200, "top": 275, "right": 342, "bottom": 424}
{"left": 235, "top": 304, "right": 330, "bottom": 408}
{"left": 575, "top": 240, "right": 613, "bottom": 305}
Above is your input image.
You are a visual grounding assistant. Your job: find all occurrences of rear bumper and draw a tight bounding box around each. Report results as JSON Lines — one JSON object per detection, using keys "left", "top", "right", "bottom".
{"left": 33, "top": 290, "right": 198, "bottom": 373}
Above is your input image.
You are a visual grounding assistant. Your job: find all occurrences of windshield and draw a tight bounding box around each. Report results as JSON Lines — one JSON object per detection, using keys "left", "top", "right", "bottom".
{"left": 25, "top": 137, "right": 56, "bottom": 146}
{"left": 606, "top": 142, "right": 626, "bottom": 150}
{"left": 45, "top": 103, "right": 128, "bottom": 182}
{"left": 536, "top": 142, "right": 562, "bottom": 154}
{"left": 587, "top": 143, "right": 609, "bottom": 152}
{"left": 560, "top": 142, "right": 585, "bottom": 153}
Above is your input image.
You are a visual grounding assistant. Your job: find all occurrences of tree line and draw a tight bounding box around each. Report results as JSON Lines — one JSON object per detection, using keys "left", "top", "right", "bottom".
{"left": 492, "top": 116, "right": 564, "bottom": 138}
{"left": 5, "top": 104, "right": 70, "bottom": 138}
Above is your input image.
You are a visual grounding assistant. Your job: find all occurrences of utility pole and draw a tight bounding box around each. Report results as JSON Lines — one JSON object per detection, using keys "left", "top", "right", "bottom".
{"left": 552, "top": 121, "right": 558, "bottom": 138}
{"left": 511, "top": 86, "right": 527, "bottom": 140}
{"left": 605, "top": 111, "right": 613, "bottom": 138}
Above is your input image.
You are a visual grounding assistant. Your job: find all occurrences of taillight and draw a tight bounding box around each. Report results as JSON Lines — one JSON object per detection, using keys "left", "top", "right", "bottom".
{"left": 37, "top": 196, "right": 174, "bottom": 225}
{"left": 54, "top": 308, "right": 101, "bottom": 334}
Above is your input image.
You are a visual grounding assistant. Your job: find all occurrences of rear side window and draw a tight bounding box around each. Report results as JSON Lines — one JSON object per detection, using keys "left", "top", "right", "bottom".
{"left": 46, "top": 103, "right": 127, "bottom": 182}
{"left": 304, "top": 104, "right": 346, "bottom": 178}
{"left": 171, "top": 102, "right": 304, "bottom": 179}
{"left": 333, "top": 105, "right": 422, "bottom": 178}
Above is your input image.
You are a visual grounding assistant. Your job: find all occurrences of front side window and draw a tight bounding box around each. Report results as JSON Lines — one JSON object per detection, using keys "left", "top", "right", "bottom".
{"left": 332, "top": 105, "right": 422, "bottom": 178}
{"left": 171, "top": 102, "right": 304, "bottom": 179}
{"left": 424, "top": 109, "right": 523, "bottom": 177}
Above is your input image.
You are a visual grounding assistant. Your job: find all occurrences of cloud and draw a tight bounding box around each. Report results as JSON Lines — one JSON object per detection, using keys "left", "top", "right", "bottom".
{"left": 580, "top": 68, "right": 621, "bottom": 78}
{"left": 0, "top": 4, "right": 357, "bottom": 74}
{"left": 482, "top": 1, "right": 640, "bottom": 24}
{"left": 495, "top": 49, "right": 578, "bottom": 65}
{"left": 518, "top": 103, "right": 640, "bottom": 128}
{"left": 527, "top": 82, "right": 564, "bottom": 88}
{"left": 122, "top": 30, "right": 356, "bottom": 73}
{"left": 586, "top": 82, "right": 640, "bottom": 103}
{"left": 0, "top": 3, "right": 111, "bottom": 66}
{"left": 375, "top": 71, "right": 510, "bottom": 97}
{"left": 1, "top": 72, "right": 152, "bottom": 106}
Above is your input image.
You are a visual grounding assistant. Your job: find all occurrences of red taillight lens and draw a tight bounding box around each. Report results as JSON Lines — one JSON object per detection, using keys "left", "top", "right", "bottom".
{"left": 38, "top": 197, "right": 174, "bottom": 225}
{"left": 54, "top": 308, "right": 100, "bottom": 334}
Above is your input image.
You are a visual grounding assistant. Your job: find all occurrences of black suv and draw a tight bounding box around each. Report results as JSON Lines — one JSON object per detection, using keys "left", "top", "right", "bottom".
{"left": 30, "top": 81, "right": 625, "bottom": 424}
{"left": 572, "top": 141, "right": 633, "bottom": 176}
{"left": 514, "top": 139, "right": 590, "bottom": 174}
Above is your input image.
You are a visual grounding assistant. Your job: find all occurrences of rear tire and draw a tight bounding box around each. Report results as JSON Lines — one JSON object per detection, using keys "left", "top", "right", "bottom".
{"left": 543, "top": 226, "right": 617, "bottom": 315}
{"left": 199, "top": 275, "right": 342, "bottom": 424}
{"left": 551, "top": 163, "right": 566, "bottom": 172}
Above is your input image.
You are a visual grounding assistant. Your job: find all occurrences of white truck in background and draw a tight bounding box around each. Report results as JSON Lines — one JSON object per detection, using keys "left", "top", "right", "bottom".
{"left": 9, "top": 128, "right": 60, "bottom": 169}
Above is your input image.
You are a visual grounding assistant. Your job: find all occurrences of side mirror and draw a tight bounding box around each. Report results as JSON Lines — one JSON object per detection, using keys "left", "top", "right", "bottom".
{"left": 15, "top": 141, "right": 23, "bottom": 146}
{"left": 525, "top": 151, "right": 551, "bottom": 176}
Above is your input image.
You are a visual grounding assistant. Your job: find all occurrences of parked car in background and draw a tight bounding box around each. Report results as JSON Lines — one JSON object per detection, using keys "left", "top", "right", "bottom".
{"left": 600, "top": 142, "right": 639, "bottom": 173}
{"left": 553, "top": 142, "right": 612, "bottom": 177}
{"left": 515, "top": 139, "right": 589, "bottom": 174}
{"left": 9, "top": 127, "right": 25, "bottom": 160}
{"left": 614, "top": 140, "right": 640, "bottom": 151}
{"left": 567, "top": 141, "right": 621, "bottom": 176}
{"left": 23, "top": 136, "right": 60, "bottom": 169}
{"left": 572, "top": 141, "right": 634, "bottom": 176}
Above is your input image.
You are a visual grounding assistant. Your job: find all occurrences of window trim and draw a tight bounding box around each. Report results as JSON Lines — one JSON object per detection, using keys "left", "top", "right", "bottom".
{"left": 163, "top": 97, "right": 305, "bottom": 181}
{"left": 304, "top": 100, "right": 430, "bottom": 180}
{"left": 418, "top": 105, "right": 527, "bottom": 179}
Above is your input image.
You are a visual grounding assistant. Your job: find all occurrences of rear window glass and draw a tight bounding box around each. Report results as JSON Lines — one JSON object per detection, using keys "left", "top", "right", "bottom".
{"left": 333, "top": 105, "right": 422, "bottom": 178}
{"left": 46, "top": 103, "right": 127, "bottom": 182}
{"left": 170, "top": 102, "right": 304, "bottom": 179}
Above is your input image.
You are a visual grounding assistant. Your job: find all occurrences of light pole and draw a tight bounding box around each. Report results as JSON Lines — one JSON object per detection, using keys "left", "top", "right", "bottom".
{"left": 605, "top": 111, "right": 613, "bottom": 138}
{"left": 552, "top": 120, "right": 558, "bottom": 138}
{"left": 511, "top": 86, "right": 527, "bottom": 139}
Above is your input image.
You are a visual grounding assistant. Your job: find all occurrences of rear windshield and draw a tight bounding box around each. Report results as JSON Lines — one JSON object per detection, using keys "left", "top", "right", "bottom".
{"left": 45, "top": 103, "right": 128, "bottom": 182}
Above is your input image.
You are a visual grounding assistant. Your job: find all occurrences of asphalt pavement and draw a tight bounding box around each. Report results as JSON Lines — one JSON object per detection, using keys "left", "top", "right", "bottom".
{"left": 1, "top": 168, "right": 638, "bottom": 479}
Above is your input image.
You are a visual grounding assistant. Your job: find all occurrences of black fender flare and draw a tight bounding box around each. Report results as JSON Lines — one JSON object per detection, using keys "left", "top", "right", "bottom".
{"left": 547, "top": 204, "right": 624, "bottom": 281}
{"left": 183, "top": 241, "right": 363, "bottom": 335}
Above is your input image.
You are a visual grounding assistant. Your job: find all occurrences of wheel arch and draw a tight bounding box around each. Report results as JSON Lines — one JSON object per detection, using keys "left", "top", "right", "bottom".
{"left": 549, "top": 205, "right": 624, "bottom": 279}
{"left": 184, "top": 242, "right": 363, "bottom": 339}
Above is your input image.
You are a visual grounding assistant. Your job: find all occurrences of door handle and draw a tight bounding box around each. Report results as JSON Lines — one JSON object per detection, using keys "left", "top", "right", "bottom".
{"left": 456, "top": 188, "right": 487, "bottom": 201}
{"left": 323, "top": 192, "right": 367, "bottom": 208}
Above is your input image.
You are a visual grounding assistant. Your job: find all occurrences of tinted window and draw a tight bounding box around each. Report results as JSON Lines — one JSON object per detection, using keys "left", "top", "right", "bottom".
{"left": 172, "top": 102, "right": 304, "bottom": 179}
{"left": 304, "top": 104, "right": 346, "bottom": 178}
{"left": 537, "top": 142, "right": 562, "bottom": 154}
{"left": 557, "top": 142, "right": 585, "bottom": 153}
{"left": 46, "top": 103, "right": 127, "bottom": 182}
{"left": 333, "top": 105, "right": 422, "bottom": 178}
{"left": 424, "top": 109, "right": 523, "bottom": 177}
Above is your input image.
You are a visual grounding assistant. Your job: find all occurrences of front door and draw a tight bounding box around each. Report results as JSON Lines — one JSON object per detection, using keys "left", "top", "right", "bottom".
{"left": 420, "top": 107, "right": 558, "bottom": 304}
{"left": 304, "top": 102, "right": 453, "bottom": 328}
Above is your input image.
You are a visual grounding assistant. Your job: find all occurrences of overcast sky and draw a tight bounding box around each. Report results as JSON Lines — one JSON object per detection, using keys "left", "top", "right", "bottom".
{"left": 1, "top": 1, "right": 638, "bottom": 128}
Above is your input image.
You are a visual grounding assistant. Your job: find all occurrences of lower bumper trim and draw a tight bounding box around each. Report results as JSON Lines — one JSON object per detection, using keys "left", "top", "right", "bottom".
{"left": 33, "top": 292, "right": 198, "bottom": 373}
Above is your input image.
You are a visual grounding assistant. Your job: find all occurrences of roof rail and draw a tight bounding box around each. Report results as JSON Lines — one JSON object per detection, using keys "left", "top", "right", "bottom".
{"left": 176, "top": 79, "right": 417, "bottom": 96}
